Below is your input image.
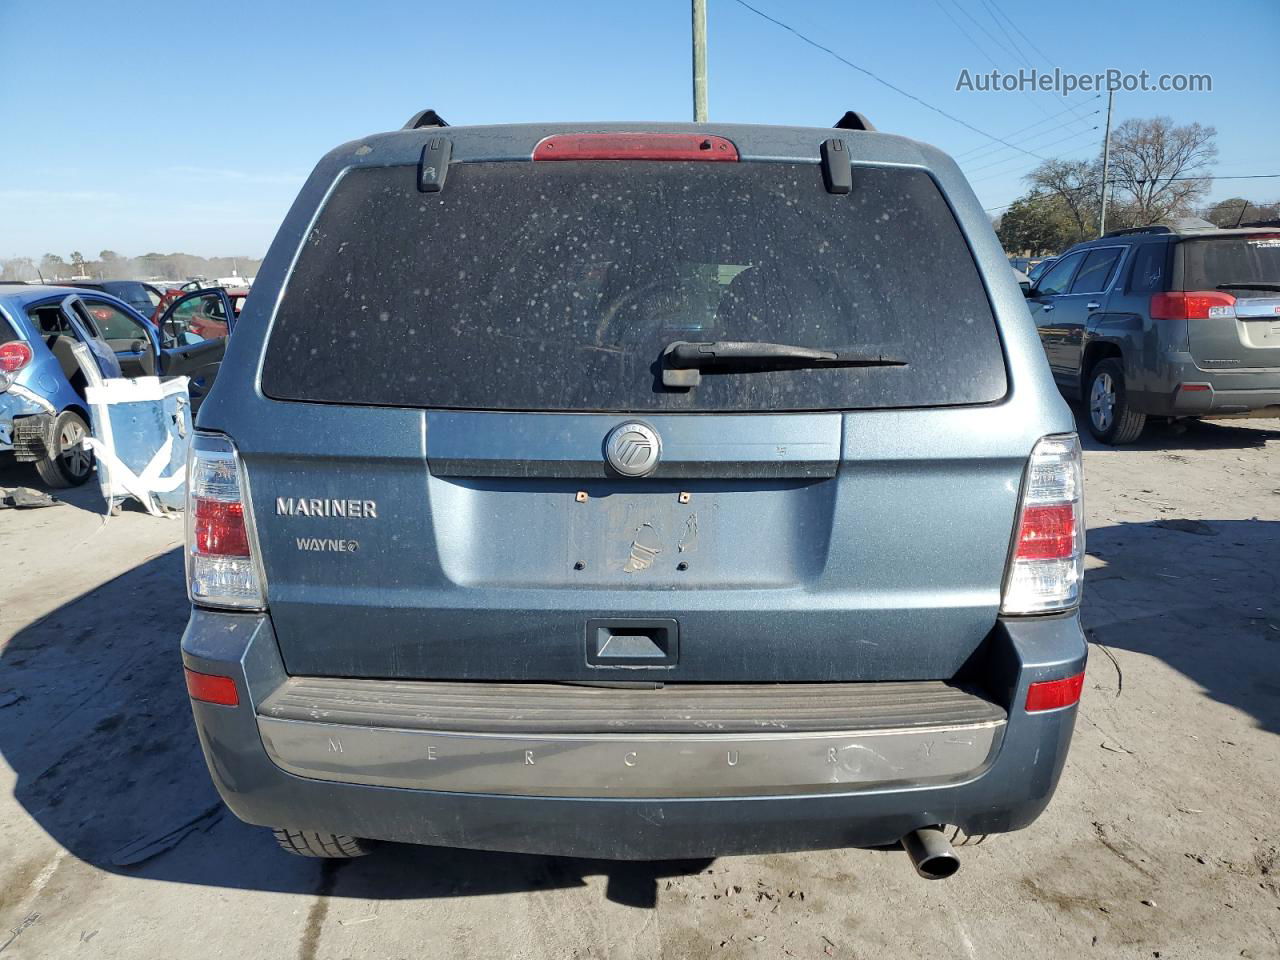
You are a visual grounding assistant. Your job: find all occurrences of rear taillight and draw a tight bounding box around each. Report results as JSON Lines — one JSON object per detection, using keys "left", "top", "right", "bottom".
{"left": 1025, "top": 671, "right": 1085, "bottom": 713}
{"left": 186, "top": 433, "right": 265, "bottom": 609}
{"left": 1001, "top": 434, "right": 1084, "bottom": 615}
{"left": 184, "top": 667, "right": 240, "bottom": 706}
{"left": 1149, "top": 290, "right": 1236, "bottom": 320}
{"left": 532, "top": 133, "right": 739, "bottom": 161}
{"left": 0, "top": 340, "right": 33, "bottom": 374}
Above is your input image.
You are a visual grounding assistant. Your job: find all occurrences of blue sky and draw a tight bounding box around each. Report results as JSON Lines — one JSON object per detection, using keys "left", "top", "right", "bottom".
{"left": 2, "top": 0, "right": 1277, "bottom": 258}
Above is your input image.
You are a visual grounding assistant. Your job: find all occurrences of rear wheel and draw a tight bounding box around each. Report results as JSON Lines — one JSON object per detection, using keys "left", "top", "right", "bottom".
{"left": 34, "top": 411, "right": 94, "bottom": 487}
{"left": 1086, "top": 359, "right": 1146, "bottom": 445}
{"left": 271, "top": 828, "right": 368, "bottom": 859}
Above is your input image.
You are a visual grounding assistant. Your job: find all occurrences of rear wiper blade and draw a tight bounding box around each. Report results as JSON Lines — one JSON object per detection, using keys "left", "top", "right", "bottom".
{"left": 1215, "top": 281, "right": 1280, "bottom": 291}
{"left": 662, "top": 340, "right": 906, "bottom": 388}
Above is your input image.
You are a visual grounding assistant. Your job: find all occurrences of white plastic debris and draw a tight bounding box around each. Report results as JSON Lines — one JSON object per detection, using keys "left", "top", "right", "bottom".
{"left": 83, "top": 376, "right": 192, "bottom": 516}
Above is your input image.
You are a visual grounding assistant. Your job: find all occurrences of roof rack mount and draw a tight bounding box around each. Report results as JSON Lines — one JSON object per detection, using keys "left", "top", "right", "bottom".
{"left": 403, "top": 109, "right": 449, "bottom": 130}
{"left": 834, "top": 111, "right": 875, "bottom": 132}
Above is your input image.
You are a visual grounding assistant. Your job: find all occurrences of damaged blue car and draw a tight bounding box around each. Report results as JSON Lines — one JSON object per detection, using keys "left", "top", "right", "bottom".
{"left": 0, "top": 283, "right": 233, "bottom": 486}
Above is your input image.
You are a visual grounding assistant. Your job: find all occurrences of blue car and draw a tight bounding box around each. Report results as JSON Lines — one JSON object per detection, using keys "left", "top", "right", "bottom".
{"left": 0, "top": 283, "right": 236, "bottom": 486}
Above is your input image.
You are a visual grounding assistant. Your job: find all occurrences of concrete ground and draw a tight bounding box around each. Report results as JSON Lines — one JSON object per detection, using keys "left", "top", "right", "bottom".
{"left": 1, "top": 412, "right": 1277, "bottom": 960}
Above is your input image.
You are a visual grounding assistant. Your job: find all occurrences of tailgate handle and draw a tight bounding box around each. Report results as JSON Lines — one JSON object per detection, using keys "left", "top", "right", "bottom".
{"left": 586, "top": 619, "right": 679, "bottom": 669}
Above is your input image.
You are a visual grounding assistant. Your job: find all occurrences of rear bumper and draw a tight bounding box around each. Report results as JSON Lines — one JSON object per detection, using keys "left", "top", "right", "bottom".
{"left": 181, "top": 608, "right": 1087, "bottom": 859}
{"left": 256, "top": 677, "right": 1006, "bottom": 798}
{"left": 1134, "top": 354, "right": 1280, "bottom": 417}
{"left": 0, "top": 390, "right": 56, "bottom": 454}
{"left": 1165, "top": 383, "right": 1280, "bottom": 417}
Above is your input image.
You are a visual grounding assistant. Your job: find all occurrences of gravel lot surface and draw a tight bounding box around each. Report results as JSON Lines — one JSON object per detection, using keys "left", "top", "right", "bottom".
{"left": 1, "top": 412, "right": 1277, "bottom": 959}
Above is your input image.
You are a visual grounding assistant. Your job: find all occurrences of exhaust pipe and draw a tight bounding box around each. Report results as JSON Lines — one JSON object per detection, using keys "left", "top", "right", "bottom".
{"left": 902, "top": 827, "right": 961, "bottom": 880}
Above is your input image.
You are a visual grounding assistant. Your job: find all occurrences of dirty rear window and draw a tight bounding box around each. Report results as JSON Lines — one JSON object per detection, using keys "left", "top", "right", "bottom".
{"left": 1177, "top": 234, "right": 1280, "bottom": 293}
{"left": 262, "top": 161, "right": 1006, "bottom": 411}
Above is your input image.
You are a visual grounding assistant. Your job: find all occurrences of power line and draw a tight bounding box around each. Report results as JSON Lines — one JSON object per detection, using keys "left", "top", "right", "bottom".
{"left": 982, "top": 0, "right": 1095, "bottom": 124}
{"left": 962, "top": 110, "right": 1100, "bottom": 168}
{"left": 976, "top": 0, "right": 1033, "bottom": 69}
{"left": 1160, "top": 173, "right": 1280, "bottom": 181}
{"left": 730, "top": 0, "right": 1051, "bottom": 161}
{"left": 969, "top": 140, "right": 1102, "bottom": 187}
{"left": 983, "top": 0, "right": 1060, "bottom": 78}
{"left": 947, "top": 0, "right": 1027, "bottom": 71}
{"left": 930, "top": 0, "right": 1053, "bottom": 124}
{"left": 964, "top": 127, "right": 1099, "bottom": 176}
{"left": 951, "top": 96, "right": 1101, "bottom": 161}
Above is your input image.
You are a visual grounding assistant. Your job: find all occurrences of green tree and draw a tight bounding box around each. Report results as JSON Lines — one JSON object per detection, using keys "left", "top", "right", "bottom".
{"left": 996, "top": 194, "right": 1076, "bottom": 255}
{"left": 1026, "top": 158, "right": 1101, "bottom": 242}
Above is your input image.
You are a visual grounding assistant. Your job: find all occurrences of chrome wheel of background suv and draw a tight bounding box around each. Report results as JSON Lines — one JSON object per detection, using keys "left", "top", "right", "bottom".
{"left": 1090, "top": 371, "right": 1116, "bottom": 433}
{"left": 1085, "top": 358, "right": 1147, "bottom": 445}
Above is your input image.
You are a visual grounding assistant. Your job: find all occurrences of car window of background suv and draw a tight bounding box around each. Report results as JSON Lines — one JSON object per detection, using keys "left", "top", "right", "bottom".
{"left": 1036, "top": 252, "right": 1084, "bottom": 296}
{"left": 1070, "top": 248, "right": 1124, "bottom": 295}
{"left": 1127, "top": 243, "right": 1168, "bottom": 294}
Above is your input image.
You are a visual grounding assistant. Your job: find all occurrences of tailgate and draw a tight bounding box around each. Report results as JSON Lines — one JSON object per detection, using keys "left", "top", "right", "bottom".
{"left": 241, "top": 148, "right": 1029, "bottom": 684}
{"left": 244, "top": 404, "right": 1027, "bottom": 683}
{"left": 1179, "top": 234, "right": 1280, "bottom": 370}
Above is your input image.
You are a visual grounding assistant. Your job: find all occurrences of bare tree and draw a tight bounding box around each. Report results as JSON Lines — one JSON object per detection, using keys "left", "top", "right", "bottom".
{"left": 1108, "top": 117, "right": 1217, "bottom": 225}
{"left": 1025, "top": 158, "right": 1102, "bottom": 243}
{"left": 0, "top": 256, "right": 37, "bottom": 281}
{"left": 39, "top": 253, "right": 65, "bottom": 278}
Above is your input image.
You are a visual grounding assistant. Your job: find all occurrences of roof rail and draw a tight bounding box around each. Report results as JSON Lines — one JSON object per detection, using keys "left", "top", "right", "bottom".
{"left": 1104, "top": 216, "right": 1220, "bottom": 238}
{"left": 403, "top": 109, "right": 449, "bottom": 130}
{"left": 1102, "top": 225, "right": 1174, "bottom": 238}
{"left": 833, "top": 111, "right": 875, "bottom": 132}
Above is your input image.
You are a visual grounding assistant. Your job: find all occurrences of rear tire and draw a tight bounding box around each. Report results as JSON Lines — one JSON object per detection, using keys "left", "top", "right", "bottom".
{"left": 1086, "top": 359, "right": 1146, "bottom": 444}
{"left": 271, "top": 828, "right": 368, "bottom": 859}
{"left": 34, "top": 411, "right": 94, "bottom": 487}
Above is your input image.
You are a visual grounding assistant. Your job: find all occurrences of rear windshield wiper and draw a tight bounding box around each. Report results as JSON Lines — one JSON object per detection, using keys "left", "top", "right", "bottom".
{"left": 1215, "top": 281, "right": 1280, "bottom": 292}
{"left": 662, "top": 340, "right": 906, "bottom": 388}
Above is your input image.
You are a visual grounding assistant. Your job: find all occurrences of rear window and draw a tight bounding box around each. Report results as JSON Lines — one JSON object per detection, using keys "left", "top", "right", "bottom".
{"left": 1126, "top": 242, "right": 1169, "bottom": 294}
{"left": 106, "top": 281, "right": 152, "bottom": 307}
{"left": 1177, "top": 234, "right": 1280, "bottom": 292}
{"left": 263, "top": 161, "right": 1007, "bottom": 411}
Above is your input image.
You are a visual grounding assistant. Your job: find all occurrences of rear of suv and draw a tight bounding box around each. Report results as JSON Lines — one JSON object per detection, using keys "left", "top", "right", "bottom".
{"left": 1027, "top": 220, "right": 1280, "bottom": 443}
{"left": 180, "top": 113, "right": 1087, "bottom": 876}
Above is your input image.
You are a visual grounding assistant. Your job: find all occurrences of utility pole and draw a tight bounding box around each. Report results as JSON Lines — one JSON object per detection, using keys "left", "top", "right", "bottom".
{"left": 1098, "top": 89, "right": 1114, "bottom": 236}
{"left": 692, "top": 0, "right": 708, "bottom": 122}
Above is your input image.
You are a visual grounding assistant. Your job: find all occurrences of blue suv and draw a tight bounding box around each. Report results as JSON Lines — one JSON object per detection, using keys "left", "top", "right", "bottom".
{"left": 178, "top": 114, "right": 1088, "bottom": 878}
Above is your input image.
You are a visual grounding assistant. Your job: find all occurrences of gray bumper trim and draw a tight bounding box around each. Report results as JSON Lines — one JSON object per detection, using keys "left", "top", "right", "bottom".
{"left": 257, "top": 714, "right": 1004, "bottom": 798}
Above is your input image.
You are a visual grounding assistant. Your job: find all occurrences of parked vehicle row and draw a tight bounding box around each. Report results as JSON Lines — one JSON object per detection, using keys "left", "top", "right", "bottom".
{"left": 60, "top": 279, "right": 165, "bottom": 317}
